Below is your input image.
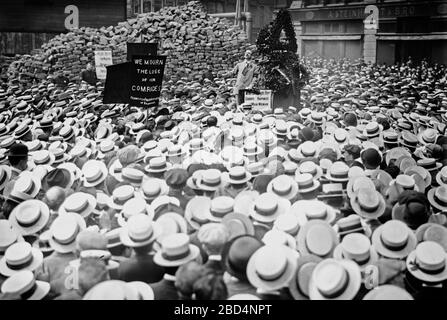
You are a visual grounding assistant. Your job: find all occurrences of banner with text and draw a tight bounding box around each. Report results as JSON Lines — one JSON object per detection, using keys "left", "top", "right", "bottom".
{"left": 244, "top": 90, "right": 273, "bottom": 112}
{"left": 94, "top": 50, "right": 113, "bottom": 80}
{"left": 130, "top": 55, "right": 166, "bottom": 108}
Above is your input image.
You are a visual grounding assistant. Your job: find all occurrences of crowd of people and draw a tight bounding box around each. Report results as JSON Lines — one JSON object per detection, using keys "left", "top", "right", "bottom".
{"left": 0, "top": 56, "right": 446, "bottom": 300}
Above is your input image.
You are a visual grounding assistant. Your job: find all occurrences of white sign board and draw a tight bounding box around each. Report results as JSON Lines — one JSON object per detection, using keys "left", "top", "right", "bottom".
{"left": 94, "top": 51, "right": 113, "bottom": 80}
{"left": 244, "top": 90, "right": 272, "bottom": 112}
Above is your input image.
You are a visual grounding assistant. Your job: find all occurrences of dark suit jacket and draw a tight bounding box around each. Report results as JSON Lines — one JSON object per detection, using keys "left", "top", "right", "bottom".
{"left": 118, "top": 253, "right": 164, "bottom": 284}
{"left": 150, "top": 277, "right": 179, "bottom": 300}
{"left": 203, "top": 259, "right": 225, "bottom": 275}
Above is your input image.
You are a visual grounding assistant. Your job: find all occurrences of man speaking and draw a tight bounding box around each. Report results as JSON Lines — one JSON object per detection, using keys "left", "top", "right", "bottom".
{"left": 224, "top": 50, "right": 258, "bottom": 106}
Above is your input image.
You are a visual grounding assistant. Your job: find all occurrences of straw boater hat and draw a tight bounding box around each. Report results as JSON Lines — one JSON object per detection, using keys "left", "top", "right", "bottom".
{"left": 145, "top": 157, "right": 172, "bottom": 174}
{"left": 292, "top": 200, "right": 337, "bottom": 226}
{"left": 295, "top": 173, "right": 321, "bottom": 194}
{"left": 246, "top": 244, "right": 297, "bottom": 291}
{"left": 185, "top": 196, "right": 212, "bottom": 230}
{"left": 83, "top": 280, "right": 140, "bottom": 300}
{"left": 333, "top": 233, "right": 378, "bottom": 270}
{"left": 1, "top": 270, "right": 50, "bottom": 300}
{"left": 59, "top": 192, "right": 97, "bottom": 218}
{"left": 371, "top": 220, "right": 417, "bottom": 259}
{"left": 205, "top": 196, "right": 234, "bottom": 222}
{"left": 405, "top": 165, "right": 432, "bottom": 190}
{"left": 427, "top": 185, "right": 447, "bottom": 212}
{"left": 154, "top": 213, "right": 188, "bottom": 244}
{"left": 139, "top": 178, "right": 169, "bottom": 202}
{"left": 326, "top": 161, "right": 350, "bottom": 183}
{"left": 346, "top": 176, "right": 375, "bottom": 200}
{"left": 120, "top": 214, "right": 162, "bottom": 248}
{"left": 298, "top": 161, "right": 323, "bottom": 180}
{"left": 273, "top": 213, "right": 300, "bottom": 237}
{"left": 196, "top": 169, "right": 223, "bottom": 192}
{"left": 9, "top": 200, "right": 50, "bottom": 236}
{"left": 350, "top": 187, "right": 386, "bottom": 219}
{"left": 117, "top": 197, "right": 154, "bottom": 227}
{"left": 222, "top": 166, "right": 252, "bottom": 185}
{"left": 406, "top": 241, "right": 447, "bottom": 284}
{"left": 288, "top": 254, "right": 323, "bottom": 300}
{"left": 49, "top": 212, "right": 86, "bottom": 254}
{"left": 81, "top": 160, "right": 108, "bottom": 188}
{"left": 0, "top": 220, "right": 23, "bottom": 254}
{"left": 435, "top": 166, "right": 447, "bottom": 186}
{"left": 362, "top": 285, "right": 413, "bottom": 300}
{"left": 417, "top": 158, "right": 442, "bottom": 173}
{"left": 0, "top": 242, "right": 43, "bottom": 277}
{"left": 12, "top": 173, "right": 41, "bottom": 200}
{"left": 333, "top": 214, "right": 372, "bottom": 239}
{"left": 415, "top": 223, "right": 447, "bottom": 251}
{"left": 297, "top": 220, "right": 339, "bottom": 258}
{"left": 108, "top": 185, "right": 135, "bottom": 211}
{"left": 297, "top": 141, "right": 318, "bottom": 159}
{"left": 266, "top": 175, "right": 299, "bottom": 201}
{"left": 309, "top": 258, "right": 361, "bottom": 300}
{"left": 153, "top": 233, "right": 200, "bottom": 267}
{"left": 248, "top": 193, "right": 291, "bottom": 224}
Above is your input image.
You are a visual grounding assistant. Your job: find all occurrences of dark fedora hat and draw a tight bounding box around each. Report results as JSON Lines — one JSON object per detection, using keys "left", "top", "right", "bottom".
{"left": 222, "top": 235, "right": 263, "bottom": 282}
{"left": 41, "top": 168, "right": 73, "bottom": 191}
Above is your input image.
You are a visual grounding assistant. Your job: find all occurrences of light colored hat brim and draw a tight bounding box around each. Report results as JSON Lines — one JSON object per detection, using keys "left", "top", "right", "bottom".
{"left": 120, "top": 222, "right": 162, "bottom": 248}
{"left": 325, "top": 173, "right": 349, "bottom": 183}
{"left": 298, "top": 166, "right": 323, "bottom": 181}
{"left": 145, "top": 163, "right": 173, "bottom": 174}
{"left": 128, "top": 281, "right": 155, "bottom": 300}
{"left": 9, "top": 200, "right": 50, "bottom": 236}
{"left": 333, "top": 219, "right": 372, "bottom": 239}
{"left": 288, "top": 254, "right": 323, "bottom": 300}
{"left": 249, "top": 197, "right": 291, "bottom": 223}
{"left": 296, "top": 180, "right": 321, "bottom": 194}
{"left": 296, "top": 220, "right": 339, "bottom": 258}
{"left": 222, "top": 212, "right": 255, "bottom": 240}
{"left": 436, "top": 171, "right": 447, "bottom": 187}
{"left": 308, "top": 259, "right": 362, "bottom": 300}
{"left": 266, "top": 179, "right": 299, "bottom": 201}
{"left": 427, "top": 188, "right": 447, "bottom": 212}
{"left": 59, "top": 194, "right": 97, "bottom": 218}
{"left": 293, "top": 200, "right": 337, "bottom": 226}
{"left": 333, "top": 244, "right": 379, "bottom": 271}
{"left": 221, "top": 172, "right": 252, "bottom": 185}
{"left": 153, "top": 244, "right": 200, "bottom": 267}
{"left": 48, "top": 214, "right": 86, "bottom": 253}
{"left": 108, "top": 159, "right": 123, "bottom": 182}
{"left": 82, "top": 166, "right": 108, "bottom": 188}
{"left": 350, "top": 191, "right": 386, "bottom": 220}
{"left": 246, "top": 245, "right": 298, "bottom": 292}
{"left": 406, "top": 250, "right": 447, "bottom": 283}
{"left": 0, "top": 248, "right": 43, "bottom": 277}
{"left": 28, "top": 281, "right": 51, "bottom": 300}
{"left": 371, "top": 224, "right": 417, "bottom": 259}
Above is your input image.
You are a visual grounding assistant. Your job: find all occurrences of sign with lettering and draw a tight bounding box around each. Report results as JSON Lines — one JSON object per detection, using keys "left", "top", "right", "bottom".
{"left": 244, "top": 90, "right": 272, "bottom": 112}
{"left": 126, "top": 43, "right": 158, "bottom": 61}
{"left": 130, "top": 55, "right": 166, "bottom": 108}
{"left": 94, "top": 51, "right": 113, "bottom": 80}
{"left": 290, "top": 3, "right": 434, "bottom": 21}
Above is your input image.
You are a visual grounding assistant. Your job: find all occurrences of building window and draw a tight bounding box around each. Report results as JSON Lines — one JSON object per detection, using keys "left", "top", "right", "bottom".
{"left": 304, "top": 0, "right": 324, "bottom": 6}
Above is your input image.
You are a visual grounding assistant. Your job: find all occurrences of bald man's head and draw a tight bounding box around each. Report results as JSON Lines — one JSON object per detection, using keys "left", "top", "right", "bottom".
{"left": 44, "top": 186, "right": 66, "bottom": 211}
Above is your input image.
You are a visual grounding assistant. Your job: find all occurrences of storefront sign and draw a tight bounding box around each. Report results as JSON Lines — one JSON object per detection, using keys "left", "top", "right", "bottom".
{"left": 290, "top": 2, "right": 435, "bottom": 21}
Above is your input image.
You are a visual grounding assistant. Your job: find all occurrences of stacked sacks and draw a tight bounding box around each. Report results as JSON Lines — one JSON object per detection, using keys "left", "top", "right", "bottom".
{"left": 7, "top": 1, "right": 255, "bottom": 86}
